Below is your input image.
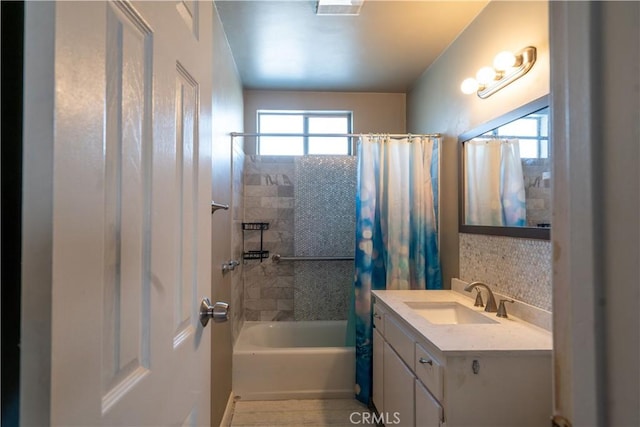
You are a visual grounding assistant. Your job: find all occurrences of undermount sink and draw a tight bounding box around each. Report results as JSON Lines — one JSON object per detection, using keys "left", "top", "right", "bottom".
{"left": 404, "top": 301, "right": 498, "bottom": 325}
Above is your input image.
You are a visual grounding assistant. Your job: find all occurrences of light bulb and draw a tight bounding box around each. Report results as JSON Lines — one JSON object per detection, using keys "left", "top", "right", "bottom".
{"left": 460, "top": 78, "right": 479, "bottom": 95}
{"left": 475, "top": 67, "right": 497, "bottom": 85}
{"left": 493, "top": 51, "right": 517, "bottom": 71}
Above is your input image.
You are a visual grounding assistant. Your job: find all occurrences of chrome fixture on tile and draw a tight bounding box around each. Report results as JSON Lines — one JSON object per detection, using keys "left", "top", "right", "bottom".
{"left": 221, "top": 260, "right": 239, "bottom": 273}
{"left": 496, "top": 299, "right": 515, "bottom": 318}
{"left": 211, "top": 201, "right": 229, "bottom": 214}
{"left": 272, "top": 253, "right": 354, "bottom": 263}
{"left": 464, "top": 281, "right": 498, "bottom": 313}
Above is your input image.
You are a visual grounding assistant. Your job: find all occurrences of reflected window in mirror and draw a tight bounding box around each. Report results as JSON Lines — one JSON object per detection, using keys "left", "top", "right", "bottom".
{"left": 459, "top": 96, "right": 550, "bottom": 240}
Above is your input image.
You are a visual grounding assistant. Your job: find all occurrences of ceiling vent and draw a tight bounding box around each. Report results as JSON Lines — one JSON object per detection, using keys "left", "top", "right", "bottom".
{"left": 316, "top": 0, "right": 364, "bottom": 16}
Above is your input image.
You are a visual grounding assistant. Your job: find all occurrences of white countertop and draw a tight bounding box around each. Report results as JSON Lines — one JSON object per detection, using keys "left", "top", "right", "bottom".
{"left": 372, "top": 289, "right": 552, "bottom": 356}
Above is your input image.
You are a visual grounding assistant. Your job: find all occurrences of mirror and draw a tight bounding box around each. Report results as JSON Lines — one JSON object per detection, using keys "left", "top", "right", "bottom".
{"left": 459, "top": 95, "right": 550, "bottom": 240}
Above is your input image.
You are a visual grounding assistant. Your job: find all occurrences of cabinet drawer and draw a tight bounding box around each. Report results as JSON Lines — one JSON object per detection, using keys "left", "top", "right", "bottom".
{"left": 372, "top": 302, "right": 386, "bottom": 335}
{"left": 415, "top": 343, "right": 443, "bottom": 401}
{"left": 385, "top": 315, "right": 415, "bottom": 368}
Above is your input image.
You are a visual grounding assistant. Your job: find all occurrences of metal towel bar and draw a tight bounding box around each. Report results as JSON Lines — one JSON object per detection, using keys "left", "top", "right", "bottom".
{"left": 272, "top": 253, "right": 354, "bottom": 263}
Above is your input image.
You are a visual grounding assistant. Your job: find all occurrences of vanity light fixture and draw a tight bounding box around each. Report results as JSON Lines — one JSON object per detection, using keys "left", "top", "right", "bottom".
{"left": 460, "top": 46, "right": 537, "bottom": 99}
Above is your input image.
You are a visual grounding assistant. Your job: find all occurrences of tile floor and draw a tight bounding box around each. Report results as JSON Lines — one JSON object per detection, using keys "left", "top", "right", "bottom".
{"left": 229, "top": 399, "right": 372, "bottom": 426}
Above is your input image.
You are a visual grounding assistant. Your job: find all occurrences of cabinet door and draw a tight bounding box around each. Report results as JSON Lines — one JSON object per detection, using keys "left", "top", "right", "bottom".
{"left": 373, "top": 328, "right": 384, "bottom": 413}
{"left": 383, "top": 342, "right": 414, "bottom": 427}
{"left": 416, "top": 379, "right": 443, "bottom": 427}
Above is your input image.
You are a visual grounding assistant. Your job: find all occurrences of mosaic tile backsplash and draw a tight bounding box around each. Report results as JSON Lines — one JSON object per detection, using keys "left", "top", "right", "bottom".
{"left": 459, "top": 233, "right": 552, "bottom": 312}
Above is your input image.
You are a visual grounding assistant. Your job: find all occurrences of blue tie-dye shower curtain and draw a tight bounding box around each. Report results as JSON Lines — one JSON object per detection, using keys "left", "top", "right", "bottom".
{"left": 350, "top": 134, "right": 442, "bottom": 404}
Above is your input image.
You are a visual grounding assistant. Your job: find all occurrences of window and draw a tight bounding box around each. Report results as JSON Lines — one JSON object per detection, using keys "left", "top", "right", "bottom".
{"left": 257, "top": 111, "right": 353, "bottom": 155}
{"left": 483, "top": 107, "right": 549, "bottom": 159}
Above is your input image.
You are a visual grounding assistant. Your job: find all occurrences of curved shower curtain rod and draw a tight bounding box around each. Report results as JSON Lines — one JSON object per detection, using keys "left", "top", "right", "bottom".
{"left": 229, "top": 132, "right": 441, "bottom": 139}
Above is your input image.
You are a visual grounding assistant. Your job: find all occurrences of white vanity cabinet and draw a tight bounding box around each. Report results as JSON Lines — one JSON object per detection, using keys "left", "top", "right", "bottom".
{"left": 374, "top": 310, "right": 444, "bottom": 426}
{"left": 372, "top": 302, "right": 386, "bottom": 414}
{"left": 383, "top": 341, "right": 415, "bottom": 427}
{"left": 372, "top": 295, "right": 552, "bottom": 427}
{"left": 415, "top": 379, "right": 442, "bottom": 427}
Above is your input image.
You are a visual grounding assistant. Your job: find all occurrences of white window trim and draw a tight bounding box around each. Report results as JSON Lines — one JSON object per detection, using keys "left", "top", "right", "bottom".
{"left": 256, "top": 110, "right": 353, "bottom": 155}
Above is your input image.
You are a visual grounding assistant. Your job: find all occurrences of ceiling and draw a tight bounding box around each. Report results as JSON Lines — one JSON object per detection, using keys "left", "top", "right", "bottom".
{"left": 215, "top": 0, "right": 489, "bottom": 92}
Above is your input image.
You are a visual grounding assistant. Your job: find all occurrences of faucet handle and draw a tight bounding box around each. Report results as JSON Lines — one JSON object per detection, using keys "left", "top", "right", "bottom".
{"left": 496, "top": 299, "right": 515, "bottom": 318}
{"left": 222, "top": 259, "right": 240, "bottom": 273}
{"left": 473, "top": 289, "right": 484, "bottom": 308}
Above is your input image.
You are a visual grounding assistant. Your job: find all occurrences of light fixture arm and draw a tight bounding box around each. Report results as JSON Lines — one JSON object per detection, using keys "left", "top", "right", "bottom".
{"left": 477, "top": 46, "right": 537, "bottom": 99}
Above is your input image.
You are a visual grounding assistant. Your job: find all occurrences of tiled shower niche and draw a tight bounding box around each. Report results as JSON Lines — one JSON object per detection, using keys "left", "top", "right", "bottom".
{"left": 242, "top": 155, "right": 357, "bottom": 321}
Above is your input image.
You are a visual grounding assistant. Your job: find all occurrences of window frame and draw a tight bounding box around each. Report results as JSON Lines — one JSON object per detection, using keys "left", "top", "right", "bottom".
{"left": 256, "top": 110, "right": 354, "bottom": 156}
{"left": 482, "top": 112, "right": 549, "bottom": 159}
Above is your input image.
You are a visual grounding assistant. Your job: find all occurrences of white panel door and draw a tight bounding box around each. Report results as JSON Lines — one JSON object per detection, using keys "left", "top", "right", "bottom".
{"left": 47, "top": 1, "right": 213, "bottom": 425}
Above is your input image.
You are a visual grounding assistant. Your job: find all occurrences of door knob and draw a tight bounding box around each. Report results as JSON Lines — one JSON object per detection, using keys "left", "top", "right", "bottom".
{"left": 199, "top": 297, "right": 230, "bottom": 327}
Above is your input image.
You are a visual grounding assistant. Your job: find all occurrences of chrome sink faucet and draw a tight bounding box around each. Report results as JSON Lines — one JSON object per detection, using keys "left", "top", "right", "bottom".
{"left": 464, "top": 281, "right": 498, "bottom": 313}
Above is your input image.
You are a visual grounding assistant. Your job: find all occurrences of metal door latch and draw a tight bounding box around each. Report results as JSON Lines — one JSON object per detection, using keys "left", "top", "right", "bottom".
{"left": 199, "top": 298, "right": 230, "bottom": 327}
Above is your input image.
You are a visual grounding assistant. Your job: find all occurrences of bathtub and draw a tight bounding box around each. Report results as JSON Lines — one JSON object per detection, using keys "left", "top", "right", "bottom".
{"left": 233, "top": 321, "right": 355, "bottom": 401}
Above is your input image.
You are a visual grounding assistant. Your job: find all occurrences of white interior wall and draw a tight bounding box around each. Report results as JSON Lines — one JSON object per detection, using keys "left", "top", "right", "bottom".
{"left": 209, "top": 5, "right": 245, "bottom": 426}
{"left": 550, "top": 1, "right": 640, "bottom": 424}
{"left": 242, "top": 90, "right": 406, "bottom": 154}
{"left": 406, "top": 1, "right": 549, "bottom": 292}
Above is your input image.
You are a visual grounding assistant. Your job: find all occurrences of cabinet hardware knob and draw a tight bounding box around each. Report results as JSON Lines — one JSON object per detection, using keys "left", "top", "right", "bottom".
{"left": 419, "top": 357, "right": 433, "bottom": 365}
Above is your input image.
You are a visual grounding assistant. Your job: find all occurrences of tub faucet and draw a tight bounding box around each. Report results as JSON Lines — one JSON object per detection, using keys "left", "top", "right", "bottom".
{"left": 464, "top": 281, "right": 498, "bottom": 313}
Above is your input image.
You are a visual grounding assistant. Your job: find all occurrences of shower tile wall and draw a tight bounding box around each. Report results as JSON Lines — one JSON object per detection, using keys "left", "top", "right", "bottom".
{"left": 231, "top": 140, "right": 245, "bottom": 343}
{"left": 523, "top": 158, "right": 551, "bottom": 227}
{"left": 459, "top": 233, "right": 552, "bottom": 311}
{"left": 242, "top": 155, "right": 357, "bottom": 321}
{"left": 243, "top": 156, "right": 296, "bottom": 321}
{"left": 294, "top": 156, "right": 357, "bottom": 320}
